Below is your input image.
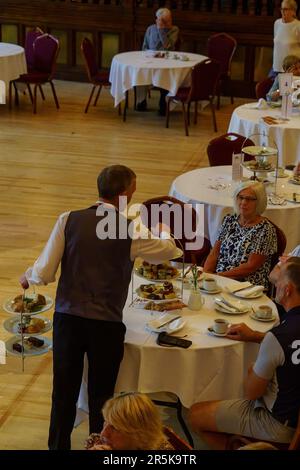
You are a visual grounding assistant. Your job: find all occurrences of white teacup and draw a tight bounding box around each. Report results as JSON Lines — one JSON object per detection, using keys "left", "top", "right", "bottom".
{"left": 275, "top": 167, "right": 285, "bottom": 177}
{"left": 203, "top": 278, "right": 217, "bottom": 291}
{"left": 213, "top": 318, "right": 229, "bottom": 334}
{"left": 256, "top": 304, "right": 272, "bottom": 319}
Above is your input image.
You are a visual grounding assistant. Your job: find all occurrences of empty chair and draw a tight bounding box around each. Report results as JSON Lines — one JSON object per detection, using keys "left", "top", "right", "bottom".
{"left": 166, "top": 58, "right": 221, "bottom": 136}
{"left": 81, "top": 37, "right": 110, "bottom": 113}
{"left": 141, "top": 195, "right": 211, "bottom": 266}
{"left": 255, "top": 77, "right": 274, "bottom": 100}
{"left": 24, "top": 27, "right": 44, "bottom": 72}
{"left": 9, "top": 33, "right": 60, "bottom": 114}
{"left": 207, "top": 32, "right": 237, "bottom": 109}
{"left": 207, "top": 133, "right": 255, "bottom": 166}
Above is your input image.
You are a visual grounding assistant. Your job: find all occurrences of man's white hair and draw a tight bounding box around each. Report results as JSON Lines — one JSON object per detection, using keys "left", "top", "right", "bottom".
{"left": 156, "top": 8, "right": 171, "bottom": 18}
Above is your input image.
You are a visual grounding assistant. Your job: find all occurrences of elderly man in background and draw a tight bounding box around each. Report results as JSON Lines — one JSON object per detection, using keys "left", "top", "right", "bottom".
{"left": 137, "top": 8, "right": 179, "bottom": 115}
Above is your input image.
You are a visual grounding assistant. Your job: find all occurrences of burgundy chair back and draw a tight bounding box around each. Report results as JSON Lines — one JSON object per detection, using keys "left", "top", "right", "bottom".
{"left": 140, "top": 195, "right": 211, "bottom": 265}
{"left": 24, "top": 29, "right": 44, "bottom": 71}
{"left": 33, "top": 34, "right": 59, "bottom": 76}
{"left": 207, "top": 33, "right": 237, "bottom": 78}
{"left": 81, "top": 37, "right": 98, "bottom": 81}
{"left": 207, "top": 133, "right": 255, "bottom": 166}
{"left": 256, "top": 77, "right": 274, "bottom": 99}
{"left": 187, "top": 59, "right": 221, "bottom": 102}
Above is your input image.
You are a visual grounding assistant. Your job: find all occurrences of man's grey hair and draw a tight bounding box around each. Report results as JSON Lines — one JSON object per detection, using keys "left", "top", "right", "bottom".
{"left": 281, "top": 0, "right": 297, "bottom": 12}
{"left": 232, "top": 180, "right": 267, "bottom": 215}
{"left": 156, "top": 8, "right": 171, "bottom": 18}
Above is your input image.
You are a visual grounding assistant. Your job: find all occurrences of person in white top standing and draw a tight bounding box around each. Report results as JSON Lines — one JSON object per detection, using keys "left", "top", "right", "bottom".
{"left": 272, "top": 0, "right": 300, "bottom": 75}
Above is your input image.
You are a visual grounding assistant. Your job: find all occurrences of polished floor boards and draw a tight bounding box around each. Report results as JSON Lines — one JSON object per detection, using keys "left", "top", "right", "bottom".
{"left": 0, "top": 80, "right": 249, "bottom": 449}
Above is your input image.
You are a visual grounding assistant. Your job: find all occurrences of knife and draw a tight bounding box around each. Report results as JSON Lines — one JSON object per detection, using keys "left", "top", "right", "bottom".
{"left": 215, "top": 296, "right": 240, "bottom": 312}
{"left": 157, "top": 315, "right": 182, "bottom": 329}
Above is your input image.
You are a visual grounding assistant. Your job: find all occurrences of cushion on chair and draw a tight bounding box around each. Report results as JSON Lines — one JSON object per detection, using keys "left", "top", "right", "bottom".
{"left": 17, "top": 72, "right": 50, "bottom": 83}
{"left": 172, "top": 87, "right": 191, "bottom": 101}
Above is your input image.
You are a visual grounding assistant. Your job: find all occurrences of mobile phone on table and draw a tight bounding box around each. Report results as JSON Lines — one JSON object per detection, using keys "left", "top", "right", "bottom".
{"left": 157, "top": 332, "right": 192, "bottom": 349}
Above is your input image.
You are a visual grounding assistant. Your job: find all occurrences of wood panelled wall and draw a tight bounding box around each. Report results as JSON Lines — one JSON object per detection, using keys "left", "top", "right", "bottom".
{"left": 0, "top": 0, "right": 283, "bottom": 97}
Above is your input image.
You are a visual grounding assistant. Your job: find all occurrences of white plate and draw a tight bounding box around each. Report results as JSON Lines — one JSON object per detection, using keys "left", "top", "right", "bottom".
{"left": 3, "top": 294, "right": 54, "bottom": 316}
{"left": 250, "top": 312, "right": 276, "bottom": 322}
{"left": 232, "top": 290, "right": 264, "bottom": 299}
{"left": 5, "top": 335, "right": 52, "bottom": 357}
{"left": 134, "top": 267, "right": 179, "bottom": 282}
{"left": 207, "top": 326, "right": 228, "bottom": 337}
{"left": 146, "top": 316, "right": 186, "bottom": 334}
{"left": 136, "top": 286, "right": 179, "bottom": 302}
{"left": 214, "top": 302, "right": 249, "bottom": 315}
{"left": 289, "top": 178, "right": 300, "bottom": 186}
{"left": 3, "top": 315, "right": 52, "bottom": 335}
{"left": 285, "top": 194, "right": 300, "bottom": 203}
{"left": 242, "top": 145, "right": 278, "bottom": 156}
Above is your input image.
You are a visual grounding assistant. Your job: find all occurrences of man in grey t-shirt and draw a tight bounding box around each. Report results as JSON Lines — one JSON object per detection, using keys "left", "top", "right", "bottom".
{"left": 188, "top": 260, "right": 300, "bottom": 449}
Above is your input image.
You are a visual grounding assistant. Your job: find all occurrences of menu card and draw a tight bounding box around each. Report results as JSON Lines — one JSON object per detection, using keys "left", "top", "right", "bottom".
{"left": 232, "top": 153, "right": 242, "bottom": 181}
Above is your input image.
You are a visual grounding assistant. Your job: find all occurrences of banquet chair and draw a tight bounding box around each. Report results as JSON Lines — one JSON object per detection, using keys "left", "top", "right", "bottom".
{"left": 163, "top": 426, "right": 193, "bottom": 450}
{"left": 166, "top": 58, "right": 221, "bottom": 136}
{"left": 255, "top": 77, "right": 274, "bottom": 100}
{"left": 24, "top": 27, "right": 44, "bottom": 72}
{"left": 207, "top": 32, "right": 237, "bottom": 109}
{"left": 9, "top": 33, "right": 60, "bottom": 114}
{"left": 226, "top": 409, "right": 300, "bottom": 450}
{"left": 141, "top": 195, "right": 211, "bottom": 266}
{"left": 81, "top": 37, "right": 112, "bottom": 114}
{"left": 207, "top": 133, "right": 254, "bottom": 166}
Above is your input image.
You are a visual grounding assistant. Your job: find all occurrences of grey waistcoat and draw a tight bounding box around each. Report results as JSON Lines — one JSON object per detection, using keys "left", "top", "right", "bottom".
{"left": 55, "top": 205, "right": 133, "bottom": 322}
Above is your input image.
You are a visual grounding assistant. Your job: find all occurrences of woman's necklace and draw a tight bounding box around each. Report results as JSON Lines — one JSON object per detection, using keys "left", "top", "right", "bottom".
{"left": 238, "top": 215, "right": 262, "bottom": 227}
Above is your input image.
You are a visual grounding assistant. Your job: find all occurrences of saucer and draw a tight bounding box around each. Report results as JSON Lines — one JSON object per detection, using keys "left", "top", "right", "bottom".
{"left": 270, "top": 171, "right": 289, "bottom": 178}
{"left": 207, "top": 326, "right": 228, "bottom": 337}
{"left": 198, "top": 282, "right": 221, "bottom": 294}
{"left": 250, "top": 312, "right": 276, "bottom": 322}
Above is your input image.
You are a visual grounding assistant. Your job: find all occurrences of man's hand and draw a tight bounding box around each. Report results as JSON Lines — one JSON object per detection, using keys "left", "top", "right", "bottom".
{"left": 226, "top": 322, "right": 264, "bottom": 343}
{"left": 19, "top": 274, "right": 29, "bottom": 289}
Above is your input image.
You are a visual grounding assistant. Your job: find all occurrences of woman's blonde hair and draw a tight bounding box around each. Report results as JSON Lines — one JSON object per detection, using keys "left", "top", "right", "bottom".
{"left": 282, "top": 54, "right": 300, "bottom": 70}
{"left": 102, "top": 392, "right": 165, "bottom": 450}
{"left": 233, "top": 180, "right": 267, "bottom": 215}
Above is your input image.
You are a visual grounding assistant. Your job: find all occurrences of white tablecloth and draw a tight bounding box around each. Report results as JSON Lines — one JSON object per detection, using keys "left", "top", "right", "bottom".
{"left": 77, "top": 274, "right": 277, "bottom": 421}
{"left": 169, "top": 166, "right": 300, "bottom": 253}
{"left": 0, "top": 43, "right": 27, "bottom": 91}
{"left": 228, "top": 103, "right": 300, "bottom": 167}
{"left": 109, "top": 51, "right": 207, "bottom": 107}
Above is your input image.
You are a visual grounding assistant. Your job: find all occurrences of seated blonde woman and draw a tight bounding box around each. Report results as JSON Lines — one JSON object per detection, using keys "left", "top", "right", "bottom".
{"left": 203, "top": 181, "right": 277, "bottom": 288}
{"left": 85, "top": 392, "right": 174, "bottom": 450}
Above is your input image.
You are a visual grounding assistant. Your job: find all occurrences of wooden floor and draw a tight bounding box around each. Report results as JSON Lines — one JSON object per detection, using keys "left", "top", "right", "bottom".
{"left": 0, "top": 80, "right": 249, "bottom": 450}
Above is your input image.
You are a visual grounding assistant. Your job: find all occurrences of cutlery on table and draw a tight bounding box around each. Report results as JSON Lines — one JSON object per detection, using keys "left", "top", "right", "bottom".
{"left": 214, "top": 296, "right": 240, "bottom": 312}
{"left": 157, "top": 315, "right": 182, "bottom": 329}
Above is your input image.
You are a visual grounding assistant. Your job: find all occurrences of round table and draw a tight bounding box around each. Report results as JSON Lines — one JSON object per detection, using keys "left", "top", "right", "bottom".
{"left": 0, "top": 43, "right": 27, "bottom": 92}
{"left": 169, "top": 165, "right": 300, "bottom": 252}
{"left": 109, "top": 51, "right": 207, "bottom": 107}
{"left": 77, "top": 273, "right": 277, "bottom": 420}
{"left": 228, "top": 103, "right": 300, "bottom": 167}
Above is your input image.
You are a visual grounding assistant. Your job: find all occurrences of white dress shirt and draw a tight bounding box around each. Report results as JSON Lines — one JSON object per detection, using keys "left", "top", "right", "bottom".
{"left": 25, "top": 204, "right": 178, "bottom": 286}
